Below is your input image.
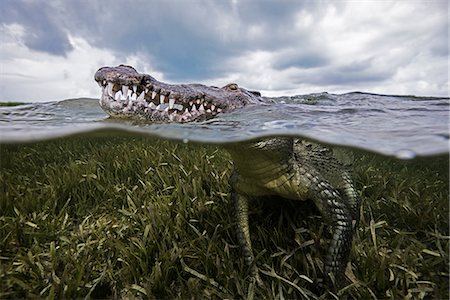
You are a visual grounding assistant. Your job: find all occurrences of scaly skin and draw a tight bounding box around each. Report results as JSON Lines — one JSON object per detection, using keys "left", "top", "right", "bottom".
{"left": 226, "top": 138, "right": 360, "bottom": 287}
{"left": 95, "top": 66, "right": 361, "bottom": 288}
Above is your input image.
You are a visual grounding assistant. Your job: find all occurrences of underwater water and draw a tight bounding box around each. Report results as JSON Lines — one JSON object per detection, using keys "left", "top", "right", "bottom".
{"left": 0, "top": 92, "right": 448, "bottom": 298}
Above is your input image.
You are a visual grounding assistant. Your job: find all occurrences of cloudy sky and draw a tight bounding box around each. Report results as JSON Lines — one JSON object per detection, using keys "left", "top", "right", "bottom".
{"left": 0, "top": 0, "right": 448, "bottom": 102}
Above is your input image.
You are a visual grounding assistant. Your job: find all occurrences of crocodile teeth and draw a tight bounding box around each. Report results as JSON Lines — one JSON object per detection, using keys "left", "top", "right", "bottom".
{"left": 101, "top": 80, "right": 222, "bottom": 119}
{"left": 107, "top": 82, "right": 114, "bottom": 96}
{"left": 173, "top": 104, "right": 183, "bottom": 111}
{"left": 169, "top": 98, "right": 175, "bottom": 109}
{"left": 137, "top": 91, "right": 145, "bottom": 102}
{"left": 122, "top": 86, "right": 129, "bottom": 98}
{"left": 183, "top": 109, "right": 192, "bottom": 118}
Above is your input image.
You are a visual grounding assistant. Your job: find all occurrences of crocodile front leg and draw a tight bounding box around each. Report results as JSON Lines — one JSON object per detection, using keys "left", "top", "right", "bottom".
{"left": 341, "top": 172, "right": 361, "bottom": 225}
{"left": 230, "top": 171, "right": 263, "bottom": 285}
{"left": 306, "top": 173, "right": 353, "bottom": 287}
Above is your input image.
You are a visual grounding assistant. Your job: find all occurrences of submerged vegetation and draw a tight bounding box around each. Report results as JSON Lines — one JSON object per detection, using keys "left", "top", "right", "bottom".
{"left": 0, "top": 136, "right": 448, "bottom": 299}
{"left": 0, "top": 102, "right": 26, "bottom": 107}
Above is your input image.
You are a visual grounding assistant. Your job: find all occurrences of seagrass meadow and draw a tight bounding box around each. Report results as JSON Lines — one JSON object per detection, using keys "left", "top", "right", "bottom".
{"left": 0, "top": 136, "right": 448, "bottom": 299}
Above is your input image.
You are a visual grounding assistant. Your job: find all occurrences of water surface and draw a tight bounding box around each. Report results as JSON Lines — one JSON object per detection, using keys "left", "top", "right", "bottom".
{"left": 0, "top": 92, "right": 448, "bottom": 158}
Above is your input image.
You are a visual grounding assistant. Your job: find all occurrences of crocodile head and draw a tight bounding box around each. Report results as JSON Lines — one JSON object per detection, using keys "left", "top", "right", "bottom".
{"left": 95, "top": 65, "right": 263, "bottom": 122}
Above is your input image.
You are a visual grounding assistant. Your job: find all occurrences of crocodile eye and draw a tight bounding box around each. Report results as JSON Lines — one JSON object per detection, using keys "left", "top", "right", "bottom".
{"left": 224, "top": 83, "right": 239, "bottom": 90}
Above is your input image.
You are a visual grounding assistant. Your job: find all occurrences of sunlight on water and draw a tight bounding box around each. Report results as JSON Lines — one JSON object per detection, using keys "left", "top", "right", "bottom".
{"left": 395, "top": 149, "right": 418, "bottom": 160}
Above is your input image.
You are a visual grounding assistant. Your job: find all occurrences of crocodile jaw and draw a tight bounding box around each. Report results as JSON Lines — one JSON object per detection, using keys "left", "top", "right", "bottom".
{"left": 97, "top": 83, "right": 220, "bottom": 122}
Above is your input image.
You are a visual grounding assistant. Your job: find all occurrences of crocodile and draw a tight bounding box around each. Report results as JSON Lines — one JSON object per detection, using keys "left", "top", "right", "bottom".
{"left": 95, "top": 64, "right": 264, "bottom": 122}
{"left": 95, "top": 65, "right": 361, "bottom": 288}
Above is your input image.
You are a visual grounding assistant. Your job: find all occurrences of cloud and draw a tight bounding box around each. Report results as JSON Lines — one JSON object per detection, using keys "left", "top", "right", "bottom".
{"left": 0, "top": 24, "right": 163, "bottom": 101}
{"left": 59, "top": 1, "right": 247, "bottom": 80}
{"left": 0, "top": 0, "right": 448, "bottom": 101}
{"left": 213, "top": 1, "right": 449, "bottom": 96}
{"left": 0, "top": 1, "right": 73, "bottom": 55}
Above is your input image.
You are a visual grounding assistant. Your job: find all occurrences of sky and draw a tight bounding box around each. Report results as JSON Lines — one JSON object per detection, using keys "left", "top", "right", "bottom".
{"left": 0, "top": 0, "right": 448, "bottom": 102}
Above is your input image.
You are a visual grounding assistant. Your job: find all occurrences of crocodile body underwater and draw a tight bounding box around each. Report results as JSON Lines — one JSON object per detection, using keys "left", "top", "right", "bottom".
{"left": 95, "top": 65, "right": 361, "bottom": 288}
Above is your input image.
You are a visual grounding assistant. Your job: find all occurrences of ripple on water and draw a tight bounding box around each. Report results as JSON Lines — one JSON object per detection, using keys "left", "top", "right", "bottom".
{"left": 0, "top": 93, "right": 448, "bottom": 157}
